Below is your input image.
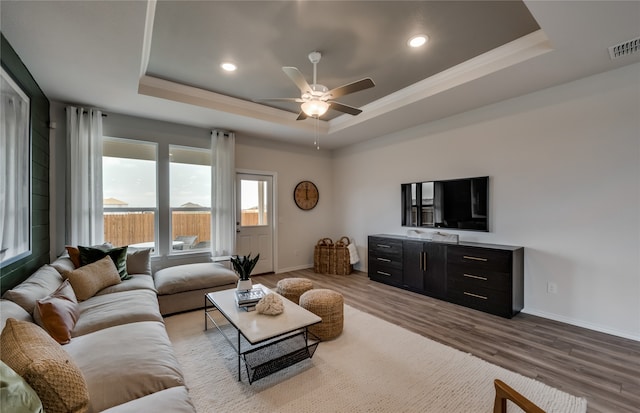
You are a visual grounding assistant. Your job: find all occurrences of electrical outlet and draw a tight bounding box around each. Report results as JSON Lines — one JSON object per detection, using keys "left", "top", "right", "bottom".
{"left": 547, "top": 282, "right": 558, "bottom": 294}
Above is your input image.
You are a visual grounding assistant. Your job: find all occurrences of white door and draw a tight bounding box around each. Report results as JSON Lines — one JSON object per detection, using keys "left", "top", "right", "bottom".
{"left": 236, "top": 173, "right": 274, "bottom": 274}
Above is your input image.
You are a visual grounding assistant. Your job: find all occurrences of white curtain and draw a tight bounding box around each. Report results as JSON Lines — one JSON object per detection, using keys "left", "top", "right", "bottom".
{"left": 66, "top": 106, "right": 104, "bottom": 246}
{"left": 210, "top": 130, "right": 235, "bottom": 256}
{"left": 0, "top": 72, "right": 30, "bottom": 265}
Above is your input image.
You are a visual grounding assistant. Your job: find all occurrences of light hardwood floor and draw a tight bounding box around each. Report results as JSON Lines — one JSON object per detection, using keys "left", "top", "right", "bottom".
{"left": 252, "top": 269, "right": 640, "bottom": 413}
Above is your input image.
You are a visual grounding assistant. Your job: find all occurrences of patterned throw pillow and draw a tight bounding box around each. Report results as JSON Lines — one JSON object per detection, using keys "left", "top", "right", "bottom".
{"left": 64, "top": 256, "right": 121, "bottom": 301}
{"left": 33, "top": 280, "right": 80, "bottom": 344}
{"left": 78, "top": 245, "right": 130, "bottom": 280}
{"left": 0, "top": 318, "right": 89, "bottom": 413}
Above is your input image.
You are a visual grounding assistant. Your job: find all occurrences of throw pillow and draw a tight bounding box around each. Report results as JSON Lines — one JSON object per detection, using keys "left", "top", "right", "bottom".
{"left": 64, "top": 256, "right": 121, "bottom": 301}
{"left": 78, "top": 245, "right": 130, "bottom": 280}
{"left": 33, "top": 280, "right": 80, "bottom": 344}
{"left": 0, "top": 318, "right": 89, "bottom": 413}
{"left": 126, "top": 248, "right": 152, "bottom": 275}
{"left": 65, "top": 246, "right": 82, "bottom": 268}
{"left": 0, "top": 360, "right": 44, "bottom": 413}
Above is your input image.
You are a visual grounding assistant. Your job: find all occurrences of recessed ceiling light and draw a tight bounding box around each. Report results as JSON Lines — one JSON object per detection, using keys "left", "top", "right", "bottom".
{"left": 221, "top": 62, "right": 237, "bottom": 72}
{"left": 408, "top": 35, "right": 429, "bottom": 48}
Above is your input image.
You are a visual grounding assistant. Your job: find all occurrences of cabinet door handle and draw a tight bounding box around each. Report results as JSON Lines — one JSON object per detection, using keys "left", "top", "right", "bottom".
{"left": 377, "top": 257, "right": 391, "bottom": 262}
{"left": 377, "top": 271, "right": 392, "bottom": 277}
{"left": 463, "top": 273, "right": 488, "bottom": 281}
{"left": 377, "top": 244, "right": 391, "bottom": 248}
{"left": 464, "top": 292, "right": 488, "bottom": 300}
{"left": 422, "top": 251, "right": 428, "bottom": 272}
{"left": 463, "top": 255, "right": 488, "bottom": 262}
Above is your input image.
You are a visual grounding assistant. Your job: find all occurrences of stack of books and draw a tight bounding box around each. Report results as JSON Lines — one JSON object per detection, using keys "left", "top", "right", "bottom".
{"left": 235, "top": 288, "right": 266, "bottom": 312}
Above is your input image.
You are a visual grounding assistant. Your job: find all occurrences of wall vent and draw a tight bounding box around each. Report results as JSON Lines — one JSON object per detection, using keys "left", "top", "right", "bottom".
{"left": 608, "top": 36, "right": 640, "bottom": 59}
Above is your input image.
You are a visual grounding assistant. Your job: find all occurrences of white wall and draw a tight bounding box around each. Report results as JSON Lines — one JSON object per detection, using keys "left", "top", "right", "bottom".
{"left": 332, "top": 63, "right": 640, "bottom": 340}
{"left": 235, "top": 137, "right": 335, "bottom": 272}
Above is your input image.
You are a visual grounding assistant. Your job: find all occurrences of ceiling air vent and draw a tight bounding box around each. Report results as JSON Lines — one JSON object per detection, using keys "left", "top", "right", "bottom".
{"left": 608, "top": 36, "right": 640, "bottom": 59}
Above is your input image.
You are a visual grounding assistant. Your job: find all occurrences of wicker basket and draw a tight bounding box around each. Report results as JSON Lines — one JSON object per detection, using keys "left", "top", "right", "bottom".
{"left": 313, "top": 238, "right": 333, "bottom": 274}
{"left": 332, "top": 236, "right": 353, "bottom": 275}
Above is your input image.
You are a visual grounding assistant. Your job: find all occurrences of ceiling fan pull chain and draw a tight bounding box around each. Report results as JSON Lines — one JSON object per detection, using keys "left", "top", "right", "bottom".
{"left": 314, "top": 116, "right": 320, "bottom": 150}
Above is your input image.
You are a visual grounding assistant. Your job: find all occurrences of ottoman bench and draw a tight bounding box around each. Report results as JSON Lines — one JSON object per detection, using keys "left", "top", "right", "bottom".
{"left": 299, "top": 289, "right": 344, "bottom": 341}
{"left": 276, "top": 278, "right": 314, "bottom": 304}
{"left": 153, "top": 262, "right": 238, "bottom": 315}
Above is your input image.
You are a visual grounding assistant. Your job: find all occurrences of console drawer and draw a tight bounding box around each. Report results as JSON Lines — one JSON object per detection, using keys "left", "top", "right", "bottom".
{"left": 447, "top": 264, "right": 511, "bottom": 293}
{"left": 447, "top": 287, "right": 511, "bottom": 317}
{"left": 447, "top": 245, "right": 511, "bottom": 273}
{"left": 368, "top": 261, "right": 403, "bottom": 284}
{"left": 368, "top": 253, "right": 403, "bottom": 270}
{"left": 369, "top": 237, "right": 403, "bottom": 258}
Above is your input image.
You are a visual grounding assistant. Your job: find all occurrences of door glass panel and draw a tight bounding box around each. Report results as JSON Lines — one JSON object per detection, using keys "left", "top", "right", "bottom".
{"left": 239, "top": 179, "right": 268, "bottom": 227}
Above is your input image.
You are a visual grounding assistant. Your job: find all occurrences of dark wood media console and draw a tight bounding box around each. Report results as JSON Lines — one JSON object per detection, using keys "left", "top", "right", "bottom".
{"left": 368, "top": 235, "right": 524, "bottom": 318}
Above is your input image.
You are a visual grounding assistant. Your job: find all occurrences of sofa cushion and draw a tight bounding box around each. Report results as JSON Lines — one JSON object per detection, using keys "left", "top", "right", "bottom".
{"left": 0, "top": 318, "right": 89, "bottom": 413}
{"left": 125, "top": 248, "right": 152, "bottom": 275}
{"left": 154, "top": 262, "right": 238, "bottom": 295}
{"left": 79, "top": 245, "right": 130, "bottom": 280}
{"left": 100, "top": 386, "right": 195, "bottom": 413}
{"left": 0, "top": 299, "right": 33, "bottom": 332}
{"left": 0, "top": 360, "right": 43, "bottom": 413}
{"left": 2, "top": 265, "right": 64, "bottom": 315}
{"left": 33, "top": 280, "right": 80, "bottom": 344}
{"left": 63, "top": 321, "right": 185, "bottom": 412}
{"left": 95, "top": 274, "right": 156, "bottom": 295}
{"left": 50, "top": 256, "right": 76, "bottom": 275}
{"left": 73, "top": 289, "right": 162, "bottom": 337}
{"left": 64, "top": 256, "right": 121, "bottom": 301}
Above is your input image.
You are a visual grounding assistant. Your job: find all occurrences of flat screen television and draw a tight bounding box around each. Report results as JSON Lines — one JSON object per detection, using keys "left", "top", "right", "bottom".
{"left": 401, "top": 176, "right": 489, "bottom": 231}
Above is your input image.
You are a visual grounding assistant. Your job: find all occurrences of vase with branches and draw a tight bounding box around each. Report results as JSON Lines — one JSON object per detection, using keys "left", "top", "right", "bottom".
{"left": 231, "top": 253, "right": 260, "bottom": 291}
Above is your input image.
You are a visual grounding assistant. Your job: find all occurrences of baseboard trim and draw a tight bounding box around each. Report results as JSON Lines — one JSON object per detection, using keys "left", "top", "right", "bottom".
{"left": 522, "top": 308, "right": 640, "bottom": 342}
{"left": 276, "top": 264, "right": 314, "bottom": 274}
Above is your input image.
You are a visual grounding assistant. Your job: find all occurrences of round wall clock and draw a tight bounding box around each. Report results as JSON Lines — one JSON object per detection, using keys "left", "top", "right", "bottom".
{"left": 293, "top": 180, "right": 319, "bottom": 210}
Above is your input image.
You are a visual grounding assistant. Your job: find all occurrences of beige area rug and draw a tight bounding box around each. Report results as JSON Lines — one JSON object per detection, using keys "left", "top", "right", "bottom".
{"left": 165, "top": 305, "right": 587, "bottom": 413}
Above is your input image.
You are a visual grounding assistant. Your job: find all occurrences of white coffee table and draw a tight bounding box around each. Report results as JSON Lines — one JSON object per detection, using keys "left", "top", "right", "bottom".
{"left": 204, "top": 284, "right": 321, "bottom": 383}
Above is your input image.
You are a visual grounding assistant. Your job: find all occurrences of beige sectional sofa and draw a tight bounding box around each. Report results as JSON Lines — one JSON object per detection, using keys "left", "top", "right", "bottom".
{"left": 0, "top": 253, "right": 197, "bottom": 413}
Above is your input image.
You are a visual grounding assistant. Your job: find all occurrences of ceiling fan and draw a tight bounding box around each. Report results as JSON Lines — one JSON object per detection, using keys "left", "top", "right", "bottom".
{"left": 258, "top": 51, "right": 375, "bottom": 120}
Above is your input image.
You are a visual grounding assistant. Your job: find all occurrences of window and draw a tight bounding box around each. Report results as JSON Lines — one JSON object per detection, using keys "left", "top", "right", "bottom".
{"left": 102, "top": 138, "right": 157, "bottom": 249}
{"left": 169, "top": 145, "right": 211, "bottom": 252}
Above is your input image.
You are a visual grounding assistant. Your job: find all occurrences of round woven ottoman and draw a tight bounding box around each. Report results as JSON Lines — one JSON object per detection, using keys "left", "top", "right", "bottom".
{"left": 276, "top": 278, "right": 314, "bottom": 304}
{"left": 299, "top": 289, "right": 344, "bottom": 341}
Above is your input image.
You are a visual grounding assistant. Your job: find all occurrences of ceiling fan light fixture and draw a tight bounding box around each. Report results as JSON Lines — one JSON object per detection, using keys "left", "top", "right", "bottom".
{"left": 301, "top": 100, "right": 329, "bottom": 117}
{"left": 408, "top": 34, "right": 429, "bottom": 48}
{"left": 220, "top": 62, "right": 237, "bottom": 72}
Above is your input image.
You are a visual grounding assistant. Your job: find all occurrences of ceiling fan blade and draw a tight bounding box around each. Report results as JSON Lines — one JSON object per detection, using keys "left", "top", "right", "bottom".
{"left": 282, "top": 67, "right": 312, "bottom": 94}
{"left": 296, "top": 111, "right": 308, "bottom": 121}
{"left": 253, "top": 98, "right": 304, "bottom": 103}
{"left": 326, "top": 78, "right": 375, "bottom": 99}
{"left": 328, "top": 101, "right": 362, "bottom": 116}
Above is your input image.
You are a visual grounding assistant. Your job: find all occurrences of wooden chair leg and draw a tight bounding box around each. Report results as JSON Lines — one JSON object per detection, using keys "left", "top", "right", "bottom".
{"left": 493, "top": 379, "right": 546, "bottom": 413}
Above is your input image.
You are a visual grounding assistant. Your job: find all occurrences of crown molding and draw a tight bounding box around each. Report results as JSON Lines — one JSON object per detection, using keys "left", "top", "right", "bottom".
{"left": 329, "top": 30, "right": 552, "bottom": 134}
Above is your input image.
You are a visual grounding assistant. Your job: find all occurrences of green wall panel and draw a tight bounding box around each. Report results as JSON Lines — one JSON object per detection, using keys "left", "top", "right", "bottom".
{"left": 1, "top": 33, "right": 50, "bottom": 294}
